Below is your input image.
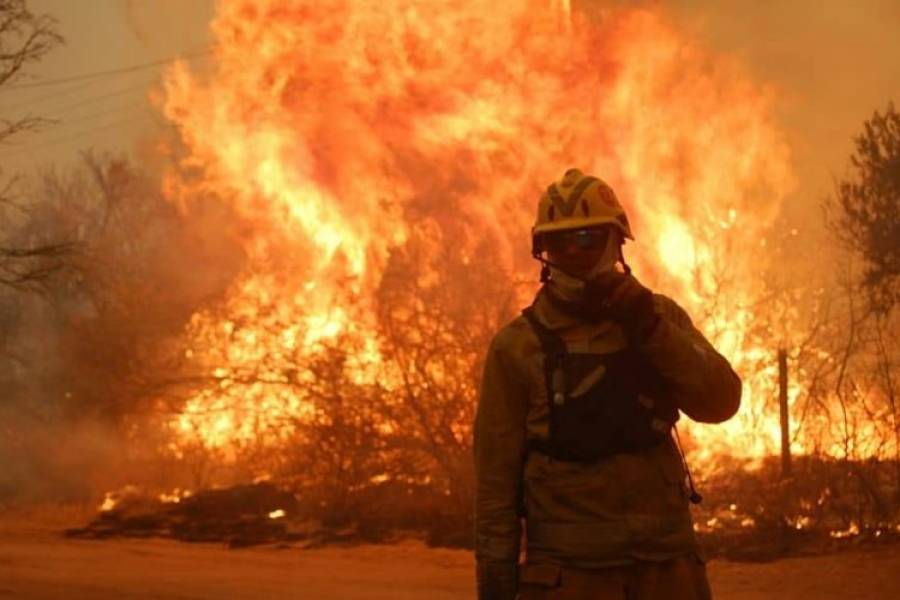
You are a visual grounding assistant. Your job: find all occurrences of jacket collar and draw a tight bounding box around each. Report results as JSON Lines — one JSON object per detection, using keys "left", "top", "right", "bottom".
{"left": 532, "top": 286, "right": 582, "bottom": 330}
{"left": 530, "top": 286, "right": 627, "bottom": 352}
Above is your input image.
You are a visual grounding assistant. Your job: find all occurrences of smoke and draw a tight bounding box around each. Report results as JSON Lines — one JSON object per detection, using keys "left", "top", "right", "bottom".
{"left": 576, "top": 0, "right": 900, "bottom": 275}
{"left": 0, "top": 288, "right": 120, "bottom": 504}
{"left": 121, "top": 0, "right": 214, "bottom": 52}
{"left": 656, "top": 0, "right": 900, "bottom": 222}
{"left": 0, "top": 155, "right": 245, "bottom": 505}
{"left": 5, "top": 1, "right": 898, "bottom": 503}
{"left": 0, "top": 413, "right": 123, "bottom": 504}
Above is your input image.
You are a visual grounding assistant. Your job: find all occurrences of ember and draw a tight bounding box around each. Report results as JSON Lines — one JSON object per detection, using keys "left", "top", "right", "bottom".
{"left": 2, "top": 0, "right": 897, "bottom": 581}
{"left": 109, "top": 0, "right": 895, "bottom": 556}
{"left": 71, "top": 454, "right": 900, "bottom": 561}
{"left": 6, "top": 2, "right": 900, "bottom": 600}
{"left": 691, "top": 456, "right": 900, "bottom": 561}
{"left": 159, "top": 0, "right": 793, "bottom": 470}
{"left": 68, "top": 482, "right": 303, "bottom": 548}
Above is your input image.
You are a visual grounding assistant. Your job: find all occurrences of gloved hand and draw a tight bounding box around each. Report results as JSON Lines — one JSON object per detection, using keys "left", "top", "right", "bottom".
{"left": 584, "top": 271, "right": 660, "bottom": 343}
{"left": 476, "top": 561, "right": 519, "bottom": 600}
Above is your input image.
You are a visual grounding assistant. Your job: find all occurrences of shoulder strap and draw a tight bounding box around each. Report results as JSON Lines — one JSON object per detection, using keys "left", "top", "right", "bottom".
{"left": 521, "top": 305, "right": 566, "bottom": 358}
{"left": 522, "top": 304, "right": 569, "bottom": 429}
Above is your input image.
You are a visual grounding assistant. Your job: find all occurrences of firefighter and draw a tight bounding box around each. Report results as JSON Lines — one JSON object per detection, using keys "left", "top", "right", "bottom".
{"left": 474, "top": 169, "right": 742, "bottom": 600}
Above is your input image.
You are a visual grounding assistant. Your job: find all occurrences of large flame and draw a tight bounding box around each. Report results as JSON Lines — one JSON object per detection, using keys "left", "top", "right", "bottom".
{"left": 160, "top": 0, "right": 799, "bottom": 467}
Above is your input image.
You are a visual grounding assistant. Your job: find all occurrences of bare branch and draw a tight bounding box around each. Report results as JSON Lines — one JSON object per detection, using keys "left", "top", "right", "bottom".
{"left": 0, "top": 241, "right": 77, "bottom": 291}
{"left": 0, "top": 0, "right": 62, "bottom": 88}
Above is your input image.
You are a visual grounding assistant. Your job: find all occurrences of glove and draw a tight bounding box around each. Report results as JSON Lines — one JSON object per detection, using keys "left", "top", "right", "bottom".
{"left": 584, "top": 271, "right": 660, "bottom": 343}
{"left": 476, "top": 560, "right": 519, "bottom": 600}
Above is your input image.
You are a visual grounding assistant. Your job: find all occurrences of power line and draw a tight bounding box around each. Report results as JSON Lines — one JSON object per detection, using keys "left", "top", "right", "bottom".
{"left": 0, "top": 49, "right": 209, "bottom": 163}
{"left": 1, "top": 89, "right": 158, "bottom": 143}
{"left": 0, "top": 86, "right": 162, "bottom": 160}
{"left": 53, "top": 101, "right": 151, "bottom": 129}
{"left": 47, "top": 82, "right": 155, "bottom": 117}
{"left": 6, "top": 90, "right": 161, "bottom": 140}
{"left": 1, "top": 78, "right": 110, "bottom": 113}
{"left": 1, "top": 49, "right": 210, "bottom": 92}
{"left": 0, "top": 112, "right": 159, "bottom": 158}
{"left": 0, "top": 75, "right": 155, "bottom": 114}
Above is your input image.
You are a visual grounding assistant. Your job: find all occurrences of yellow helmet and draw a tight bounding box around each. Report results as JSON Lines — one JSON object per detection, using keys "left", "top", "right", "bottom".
{"left": 532, "top": 168, "right": 633, "bottom": 254}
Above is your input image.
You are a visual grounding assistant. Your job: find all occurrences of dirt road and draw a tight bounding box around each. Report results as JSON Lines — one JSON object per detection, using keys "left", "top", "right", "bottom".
{"left": 1, "top": 509, "right": 898, "bottom": 599}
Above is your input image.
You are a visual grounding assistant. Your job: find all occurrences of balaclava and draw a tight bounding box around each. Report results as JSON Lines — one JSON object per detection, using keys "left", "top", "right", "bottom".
{"left": 547, "top": 229, "right": 623, "bottom": 302}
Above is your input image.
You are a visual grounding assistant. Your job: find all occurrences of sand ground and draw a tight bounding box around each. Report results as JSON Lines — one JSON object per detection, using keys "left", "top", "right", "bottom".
{"left": 1, "top": 507, "right": 898, "bottom": 599}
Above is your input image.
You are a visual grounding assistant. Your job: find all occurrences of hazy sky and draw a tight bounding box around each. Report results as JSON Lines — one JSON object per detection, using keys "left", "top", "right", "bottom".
{"left": 661, "top": 0, "right": 900, "bottom": 225}
{"left": 0, "top": 0, "right": 213, "bottom": 174}
{"left": 1, "top": 0, "right": 898, "bottom": 231}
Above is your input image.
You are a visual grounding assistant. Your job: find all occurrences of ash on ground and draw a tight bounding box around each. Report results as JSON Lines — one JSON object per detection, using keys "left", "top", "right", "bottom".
{"left": 67, "top": 456, "right": 900, "bottom": 561}
{"left": 65, "top": 482, "right": 334, "bottom": 549}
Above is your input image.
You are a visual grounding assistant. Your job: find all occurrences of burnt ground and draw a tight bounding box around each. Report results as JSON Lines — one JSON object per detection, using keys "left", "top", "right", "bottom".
{"left": 1, "top": 505, "right": 899, "bottom": 599}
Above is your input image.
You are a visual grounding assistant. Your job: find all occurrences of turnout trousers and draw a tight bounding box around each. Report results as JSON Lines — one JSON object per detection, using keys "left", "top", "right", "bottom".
{"left": 517, "top": 555, "right": 712, "bottom": 600}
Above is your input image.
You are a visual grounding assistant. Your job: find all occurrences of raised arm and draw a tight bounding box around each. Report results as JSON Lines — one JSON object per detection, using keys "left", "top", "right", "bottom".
{"left": 583, "top": 272, "right": 742, "bottom": 424}
{"left": 641, "top": 295, "right": 742, "bottom": 424}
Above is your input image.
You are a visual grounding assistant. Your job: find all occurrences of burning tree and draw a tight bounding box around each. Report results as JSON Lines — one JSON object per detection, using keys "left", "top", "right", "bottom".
{"left": 132, "top": 0, "right": 805, "bottom": 536}
{"left": 47, "top": 1, "right": 900, "bottom": 556}
{"left": 698, "top": 104, "right": 900, "bottom": 549}
{"left": 822, "top": 103, "right": 900, "bottom": 505}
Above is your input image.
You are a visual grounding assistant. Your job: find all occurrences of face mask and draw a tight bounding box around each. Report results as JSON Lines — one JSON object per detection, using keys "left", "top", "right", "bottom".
{"left": 548, "top": 265, "right": 586, "bottom": 300}
{"left": 587, "top": 231, "right": 621, "bottom": 278}
{"left": 548, "top": 231, "right": 621, "bottom": 300}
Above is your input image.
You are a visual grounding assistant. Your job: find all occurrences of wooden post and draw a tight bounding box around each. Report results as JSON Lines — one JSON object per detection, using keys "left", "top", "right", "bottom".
{"left": 778, "top": 348, "right": 792, "bottom": 478}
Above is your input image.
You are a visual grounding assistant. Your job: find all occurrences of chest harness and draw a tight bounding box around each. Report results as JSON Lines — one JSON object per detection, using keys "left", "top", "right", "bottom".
{"left": 521, "top": 305, "right": 703, "bottom": 503}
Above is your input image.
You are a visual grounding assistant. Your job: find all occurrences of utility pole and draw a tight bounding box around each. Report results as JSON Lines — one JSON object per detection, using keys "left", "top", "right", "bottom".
{"left": 778, "top": 348, "right": 792, "bottom": 478}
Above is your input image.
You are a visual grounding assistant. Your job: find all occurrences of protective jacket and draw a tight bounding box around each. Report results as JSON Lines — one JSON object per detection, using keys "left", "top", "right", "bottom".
{"left": 474, "top": 287, "right": 741, "bottom": 600}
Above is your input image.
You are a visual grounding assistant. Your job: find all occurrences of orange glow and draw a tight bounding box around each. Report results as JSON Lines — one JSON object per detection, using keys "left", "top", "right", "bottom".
{"left": 158, "top": 1, "right": 813, "bottom": 467}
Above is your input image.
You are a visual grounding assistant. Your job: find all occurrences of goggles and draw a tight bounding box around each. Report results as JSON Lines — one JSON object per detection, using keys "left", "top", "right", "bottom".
{"left": 541, "top": 227, "right": 612, "bottom": 254}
